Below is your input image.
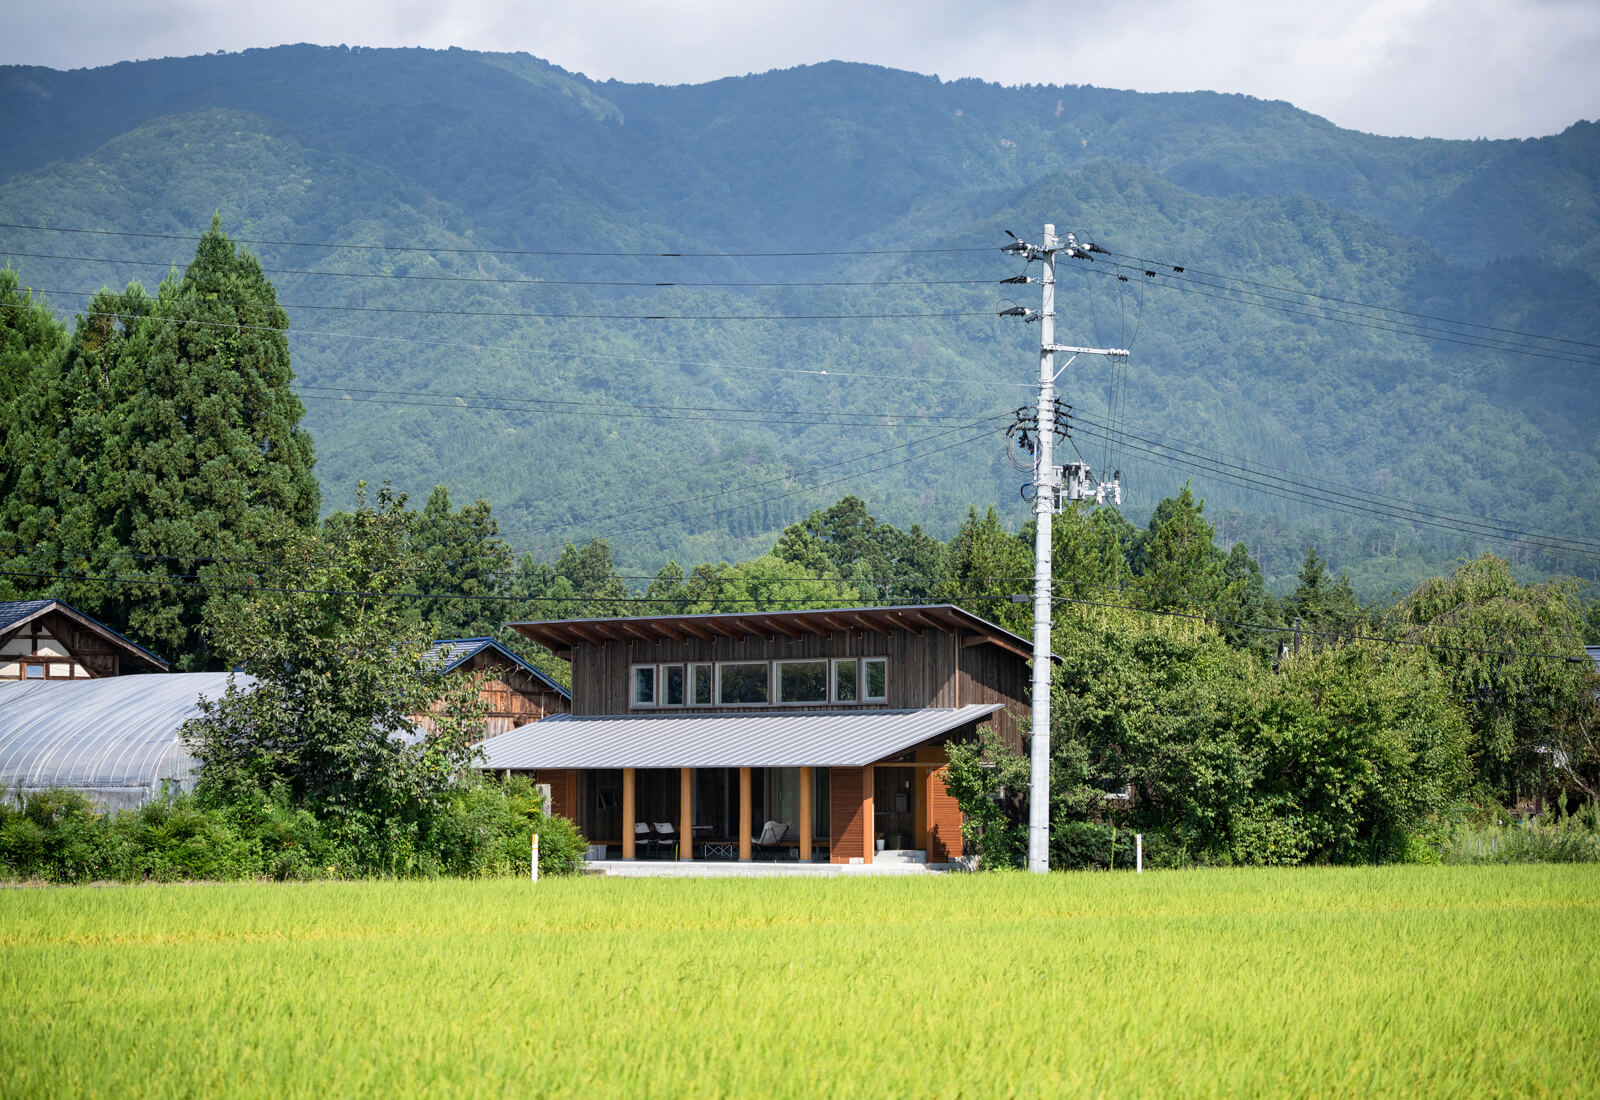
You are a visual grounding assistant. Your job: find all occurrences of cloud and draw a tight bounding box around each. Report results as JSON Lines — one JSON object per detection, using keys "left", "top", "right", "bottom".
{"left": 3, "top": 0, "right": 1595, "bottom": 138}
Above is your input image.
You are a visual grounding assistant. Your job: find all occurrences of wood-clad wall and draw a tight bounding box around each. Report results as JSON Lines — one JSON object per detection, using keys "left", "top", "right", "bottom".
{"left": 955, "top": 638, "right": 1031, "bottom": 750}
{"left": 829, "top": 766, "right": 867, "bottom": 863}
{"left": 571, "top": 627, "right": 981, "bottom": 716}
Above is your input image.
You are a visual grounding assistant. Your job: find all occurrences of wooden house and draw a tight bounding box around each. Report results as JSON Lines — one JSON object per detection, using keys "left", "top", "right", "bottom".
{"left": 479, "top": 605, "right": 1033, "bottom": 866}
{"left": 0, "top": 599, "right": 169, "bottom": 680}
{"left": 420, "top": 638, "right": 571, "bottom": 740}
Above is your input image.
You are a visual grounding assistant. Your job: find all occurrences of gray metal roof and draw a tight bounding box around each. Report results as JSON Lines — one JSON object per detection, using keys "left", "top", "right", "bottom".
{"left": 0, "top": 673, "right": 240, "bottom": 799}
{"left": 478, "top": 704, "right": 1004, "bottom": 771}
{"left": 1588, "top": 646, "right": 1600, "bottom": 676}
{"left": 424, "top": 637, "right": 571, "bottom": 698}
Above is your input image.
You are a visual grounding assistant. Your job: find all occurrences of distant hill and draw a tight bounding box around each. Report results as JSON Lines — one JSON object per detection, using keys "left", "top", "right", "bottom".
{"left": 2, "top": 45, "right": 1596, "bottom": 595}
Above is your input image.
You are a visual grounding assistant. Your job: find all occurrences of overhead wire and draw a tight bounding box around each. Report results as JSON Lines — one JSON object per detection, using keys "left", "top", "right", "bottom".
{"left": 0, "top": 222, "right": 995, "bottom": 259}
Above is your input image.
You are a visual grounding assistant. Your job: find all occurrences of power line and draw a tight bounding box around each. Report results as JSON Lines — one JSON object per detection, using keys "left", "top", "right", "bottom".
{"left": 0, "top": 222, "right": 994, "bottom": 259}
{"left": 1065, "top": 410, "right": 1600, "bottom": 558}
{"left": 1059, "top": 257, "right": 1600, "bottom": 368}
{"left": 16, "top": 285, "right": 998, "bottom": 323}
{"left": 0, "top": 249, "right": 1002, "bottom": 289}
{"left": 295, "top": 384, "right": 997, "bottom": 429}
{"left": 1066, "top": 416, "right": 1600, "bottom": 565}
{"left": 1099, "top": 247, "right": 1600, "bottom": 353}
{"left": 0, "top": 299, "right": 1031, "bottom": 391}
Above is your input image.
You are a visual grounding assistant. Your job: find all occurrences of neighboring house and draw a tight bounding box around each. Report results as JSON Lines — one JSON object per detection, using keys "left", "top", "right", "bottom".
{"left": 0, "top": 599, "right": 169, "bottom": 680}
{"left": 0, "top": 673, "right": 235, "bottom": 810}
{"left": 478, "top": 605, "right": 1033, "bottom": 866}
{"left": 418, "top": 638, "right": 572, "bottom": 740}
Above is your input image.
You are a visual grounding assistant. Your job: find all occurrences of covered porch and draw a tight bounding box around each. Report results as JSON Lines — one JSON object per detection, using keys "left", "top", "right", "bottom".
{"left": 478, "top": 705, "right": 1001, "bottom": 865}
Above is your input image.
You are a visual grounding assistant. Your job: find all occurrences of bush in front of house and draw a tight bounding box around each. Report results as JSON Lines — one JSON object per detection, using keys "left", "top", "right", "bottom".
{"left": 0, "top": 777, "right": 588, "bottom": 884}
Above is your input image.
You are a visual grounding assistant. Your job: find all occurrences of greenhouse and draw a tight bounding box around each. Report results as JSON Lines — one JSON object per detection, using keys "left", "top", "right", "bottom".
{"left": 0, "top": 673, "right": 241, "bottom": 810}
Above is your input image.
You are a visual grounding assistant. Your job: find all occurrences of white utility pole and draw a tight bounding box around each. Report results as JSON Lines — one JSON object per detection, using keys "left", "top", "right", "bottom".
{"left": 1003, "top": 224, "right": 1129, "bottom": 874}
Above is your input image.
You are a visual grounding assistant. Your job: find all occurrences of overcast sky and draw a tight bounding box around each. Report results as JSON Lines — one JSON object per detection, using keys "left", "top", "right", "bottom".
{"left": 5, "top": 0, "right": 1596, "bottom": 140}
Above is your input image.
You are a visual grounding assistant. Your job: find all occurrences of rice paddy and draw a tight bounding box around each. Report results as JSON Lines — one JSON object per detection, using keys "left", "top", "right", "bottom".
{"left": 2, "top": 865, "right": 1596, "bottom": 1097}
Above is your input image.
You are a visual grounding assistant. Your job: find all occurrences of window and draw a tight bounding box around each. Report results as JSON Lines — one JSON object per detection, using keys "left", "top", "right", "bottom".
{"left": 631, "top": 665, "right": 656, "bottom": 707}
{"left": 691, "top": 664, "right": 713, "bottom": 706}
{"left": 863, "top": 658, "right": 887, "bottom": 702}
{"left": 832, "top": 658, "right": 858, "bottom": 703}
{"left": 718, "top": 662, "right": 770, "bottom": 705}
{"left": 662, "top": 664, "right": 686, "bottom": 706}
{"left": 24, "top": 662, "right": 44, "bottom": 680}
{"left": 777, "top": 660, "right": 828, "bottom": 704}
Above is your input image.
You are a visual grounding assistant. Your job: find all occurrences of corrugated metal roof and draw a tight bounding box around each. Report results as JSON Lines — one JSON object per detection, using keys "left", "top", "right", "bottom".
{"left": 0, "top": 673, "right": 240, "bottom": 794}
{"left": 424, "top": 637, "right": 571, "bottom": 698}
{"left": 478, "top": 704, "right": 1004, "bottom": 770}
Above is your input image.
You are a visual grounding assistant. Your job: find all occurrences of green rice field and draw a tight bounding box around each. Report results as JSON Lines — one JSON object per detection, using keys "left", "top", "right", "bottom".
{"left": 2, "top": 866, "right": 1596, "bottom": 1097}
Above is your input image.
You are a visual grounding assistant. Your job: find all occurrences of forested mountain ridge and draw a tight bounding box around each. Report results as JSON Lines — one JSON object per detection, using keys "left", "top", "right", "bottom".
{"left": 1, "top": 45, "right": 1596, "bottom": 595}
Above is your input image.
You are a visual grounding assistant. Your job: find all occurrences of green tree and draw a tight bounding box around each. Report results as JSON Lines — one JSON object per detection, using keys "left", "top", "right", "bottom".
{"left": 772, "top": 495, "right": 947, "bottom": 602}
{"left": 187, "top": 484, "right": 486, "bottom": 868}
{"left": 937, "top": 505, "right": 1031, "bottom": 634}
{"left": 4, "top": 221, "right": 318, "bottom": 667}
{"left": 1130, "top": 484, "right": 1226, "bottom": 613}
{"left": 0, "top": 270, "right": 69, "bottom": 599}
{"left": 1259, "top": 643, "right": 1472, "bottom": 862}
{"left": 410, "top": 484, "right": 514, "bottom": 640}
{"left": 941, "top": 724, "right": 1030, "bottom": 869}
{"left": 1398, "top": 554, "right": 1593, "bottom": 802}
{"left": 1282, "top": 545, "right": 1365, "bottom": 648}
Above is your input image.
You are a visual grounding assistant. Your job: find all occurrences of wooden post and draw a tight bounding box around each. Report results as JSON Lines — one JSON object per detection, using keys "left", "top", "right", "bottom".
{"left": 799, "top": 767, "right": 813, "bottom": 862}
{"left": 738, "top": 767, "right": 753, "bottom": 862}
{"left": 680, "top": 767, "right": 693, "bottom": 861}
{"left": 622, "top": 767, "right": 636, "bottom": 860}
{"left": 862, "top": 763, "right": 875, "bottom": 865}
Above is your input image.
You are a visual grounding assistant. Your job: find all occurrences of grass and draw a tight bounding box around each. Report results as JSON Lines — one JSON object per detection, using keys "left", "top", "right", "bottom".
{"left": 2, "top": 866, "right": 1597, "bottom": 1097}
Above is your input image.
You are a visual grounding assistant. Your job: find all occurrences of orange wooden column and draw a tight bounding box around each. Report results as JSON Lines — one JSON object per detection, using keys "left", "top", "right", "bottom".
{"left": 738, "top": 767, "right": 753, "bottom": 861}
{"left": 798, "top": 767, "right": 813, "bottom": 862}
{"left": 621, "top": 767, "right": 637, "bottom": 860}
{"left": 679, "top": 767, "right": 693, "bottom": 860}
{"left": 862, "top": 764, "right": 875, "bottom": 864}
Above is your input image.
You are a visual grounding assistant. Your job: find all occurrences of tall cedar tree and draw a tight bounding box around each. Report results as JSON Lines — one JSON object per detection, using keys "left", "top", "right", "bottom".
{"left": 0, "top": 271, "right": 68, "bottom": 597}
{"left": 5, "top": 221, "right": 319, "bottom": 667}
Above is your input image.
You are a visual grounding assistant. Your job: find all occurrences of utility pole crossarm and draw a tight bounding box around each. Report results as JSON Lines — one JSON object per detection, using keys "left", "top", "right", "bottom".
{"left": 1046, "top": 344, "right": 1130, "bottom": 357}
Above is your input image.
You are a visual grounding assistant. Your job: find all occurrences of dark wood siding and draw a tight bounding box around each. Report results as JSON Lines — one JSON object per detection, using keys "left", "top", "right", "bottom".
{"left": 569, "top": 625, "right": 1000, "bottom": 716}
{"left": 955, "top": 631, "right": 1031, "bottom": 750}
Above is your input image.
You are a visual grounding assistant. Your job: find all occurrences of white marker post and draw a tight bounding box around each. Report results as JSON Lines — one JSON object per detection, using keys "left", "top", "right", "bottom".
{"left": 1136, "top": 833, "right": 1143, "bottom": 875}
{"left": 531, "top": 832, "right": 540, "bottom": 883}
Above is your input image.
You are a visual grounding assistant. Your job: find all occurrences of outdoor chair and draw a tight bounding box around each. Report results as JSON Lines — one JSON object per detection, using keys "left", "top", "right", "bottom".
{"left": 633, "top": 820, "right": 658, "bottom": 859}
{"left": 753, "top": 820, "right": 790, "bottom": 860}
{"left": 654, "top": 822, "right": 679, "bottom": 860}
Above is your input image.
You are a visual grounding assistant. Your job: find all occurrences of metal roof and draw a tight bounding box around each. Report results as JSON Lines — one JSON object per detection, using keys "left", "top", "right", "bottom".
{"left": 424, "top": 637, "right": 571, "bottom": 698}
{"left": 0, "top": 598, "right": 170, "bottom": 671}
{"left": 506, "top": 604, "right": 1041, "bottom": 663}
{"left": 0, "top": 673, "right": 239, "bottom": 797}
{"left": 478, "top": 704, "right": 1003, "bottom": 771}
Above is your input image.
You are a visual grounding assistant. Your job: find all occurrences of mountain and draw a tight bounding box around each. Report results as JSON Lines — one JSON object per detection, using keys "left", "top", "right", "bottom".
{"left": 2, "top": 45, "right": 1596, "bottom": 595}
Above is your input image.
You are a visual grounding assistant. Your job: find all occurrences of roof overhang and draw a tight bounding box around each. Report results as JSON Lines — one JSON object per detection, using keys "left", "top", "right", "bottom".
{"left": 477, "top": 704, "right": 1004, "bottom": 771}
{"left": 505, "top": 604, "right": 1042, "bottom": 663}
